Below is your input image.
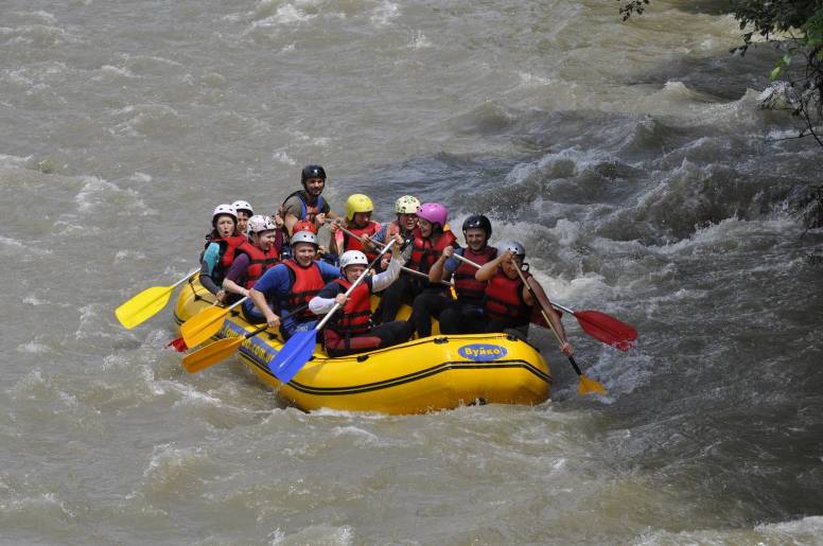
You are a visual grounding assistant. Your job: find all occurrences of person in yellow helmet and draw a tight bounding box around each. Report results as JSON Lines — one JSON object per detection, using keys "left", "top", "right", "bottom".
{"left": 329, "top": 193, "right": 383, "bottom": 260}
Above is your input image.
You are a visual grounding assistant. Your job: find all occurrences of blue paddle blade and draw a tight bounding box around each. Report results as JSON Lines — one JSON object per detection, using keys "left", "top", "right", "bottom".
{"left": 269, "top": 330, "right": 318, "bottom": 383}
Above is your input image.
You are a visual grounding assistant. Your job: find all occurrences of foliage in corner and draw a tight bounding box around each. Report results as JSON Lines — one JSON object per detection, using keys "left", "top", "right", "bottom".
{"left": 618, "top": 0, "right": 823, "bottom": 150}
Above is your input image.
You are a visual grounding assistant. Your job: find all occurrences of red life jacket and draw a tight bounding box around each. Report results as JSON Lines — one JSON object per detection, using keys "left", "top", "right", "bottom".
{"left": 236, "top": 241, "right": 280, "bottom": 289}
{"left": 204, "top": 234, "right": 247, "bottom": 269}
{"left": 335, "top": 221, "right": 382, "bottom": 260}
{"left": 453, "top": 246, "right": 497, "bottom": 302}
{"left": 409, "top": 229, "right": 458, "bottom": 274}
{"left": 483, "top": 268, "right": 533, "bottom": 326}
{"left": 282, "top": 260, "right": 325, "bottom": 319}
{"left": 324, "top": 277, "right": 373, "bottom": 336}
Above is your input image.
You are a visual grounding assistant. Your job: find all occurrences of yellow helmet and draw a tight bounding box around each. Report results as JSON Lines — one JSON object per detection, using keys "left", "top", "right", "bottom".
{"left": 345, "top": 193, "right": 374, "bottom": 221}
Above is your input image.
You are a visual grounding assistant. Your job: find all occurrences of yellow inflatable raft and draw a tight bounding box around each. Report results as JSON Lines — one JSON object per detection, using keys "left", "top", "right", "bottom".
{"left": 174, "top": 277, "right": 551, "bottom": 414}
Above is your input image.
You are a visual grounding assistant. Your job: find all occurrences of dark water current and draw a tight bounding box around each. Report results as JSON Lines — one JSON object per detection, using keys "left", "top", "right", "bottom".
{"left": 1, "top": 1, "right": 822, "bottom": 544}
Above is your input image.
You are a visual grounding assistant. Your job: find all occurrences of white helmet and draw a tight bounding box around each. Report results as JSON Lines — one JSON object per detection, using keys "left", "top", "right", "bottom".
{"left": 498, "top": 240, "right": 526, "bottom": 258}
{"left": 246, "top": 214, "right": 277, "bottom": 234}
{"left": 339, "top": 250, "right": 369, "bottom": 270}
{"left": 395, "top": 195, "right": 421, "bottom": 214}
{"left": 212, "top": 203, "right": 237, "bottom": 222}
{"left": 290, "top": 230, "right": 318, "bottom": 247}
{"left": 232, "top": 200, "right": 254, "bottom": 215}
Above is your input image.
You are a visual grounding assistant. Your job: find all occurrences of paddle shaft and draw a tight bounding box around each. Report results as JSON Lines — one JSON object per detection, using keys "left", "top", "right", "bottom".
{"left": 175, "top": 269, "right": 201, "bottom": 288}
{"left": 457, "top": 253, "right": 567, "bottom": 312}
{"left": 333, "top": 223, "right": 452, "bottom": 287}
{"left": 238, "top": 323, "right": 269, "bottom": 342}
{"left": 181, "top": 304, "right": 310, "bottom": 373}
{"left": 511, "top": 265, "right": 567, "bottom": 349}
{"left": 116, "top": 268, "right": 200, "bottom": 329}
{"left": 452, "top": 252, "right": 578, "bottom": 315}
{"left": 512, "top": 263, "right": 598, "bottom": 388}
{"left": 314, "top": 239, "right": 398, "bottom": 332}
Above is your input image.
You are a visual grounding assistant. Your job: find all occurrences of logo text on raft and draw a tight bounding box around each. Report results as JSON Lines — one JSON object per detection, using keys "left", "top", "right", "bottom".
{"left": 458, "top": 344, "right": 508, "bottom": 361}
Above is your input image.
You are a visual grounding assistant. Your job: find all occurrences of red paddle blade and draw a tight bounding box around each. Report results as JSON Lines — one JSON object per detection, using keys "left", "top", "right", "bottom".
{"left": 166, "top": 337, "right": 188, "bottom": 352}
{"left": 573, "top": 310, "right": 637, "bottom": 352}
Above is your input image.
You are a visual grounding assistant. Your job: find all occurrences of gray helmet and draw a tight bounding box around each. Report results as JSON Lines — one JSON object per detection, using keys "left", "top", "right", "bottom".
{"left": 497, "top": 240, "right": 526, "bottom": 259}
{"left": 290, "top": 230, "right": 318, "bottom": 247}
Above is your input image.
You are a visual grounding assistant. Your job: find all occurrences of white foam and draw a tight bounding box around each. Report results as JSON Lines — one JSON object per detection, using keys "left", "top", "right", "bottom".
{"left": 549, "top": 218, "right": 580, "bottom": 246}
{"left": 74, "top": 175, "right": 152, "bottom": 216}
{"left": 94, "top": 64, "right": 136, "bottom": 81}
{"left": 22, "top": 295, "right": 49, "bottom": 306}
{"left": 371, "top": 1, "right": 400, "bottom": 26}
{"left": 332, "top": 425, "right": 380, "bottom": 445}
{"left": 271, "top": 150, "right": 296, "bottom": 166}
{"left": 254, "top": 4, "right": 316, "bottom": 27}
{"left": 517, "top": 71, "right": 553, "bottom": 87}
{"left": 115, "top": 249, "right": 146, "bottom": 262}
{"left": 16, "top": 341, "right": 51, "bottom": 354}
{"left": 0, "top": 235, "right": 25, "bottom": 249}
{"left": 409, "top": 30, "right": 431, "bottom": 49}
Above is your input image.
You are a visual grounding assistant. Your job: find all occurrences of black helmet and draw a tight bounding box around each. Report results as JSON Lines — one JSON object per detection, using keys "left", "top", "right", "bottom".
{"left": 301, "top": 165, "right": 326, "bottom": 185}
{"left": 462, "top": 214, "right": 492, "bottom": 238}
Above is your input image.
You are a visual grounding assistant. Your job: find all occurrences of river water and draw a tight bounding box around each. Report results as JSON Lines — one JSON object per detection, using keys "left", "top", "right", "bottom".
{"left": 2, "top": 0, "right": 823, "bottom": 544}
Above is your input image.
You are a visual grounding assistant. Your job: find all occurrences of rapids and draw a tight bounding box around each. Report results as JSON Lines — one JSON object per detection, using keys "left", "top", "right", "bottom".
{"left": 1, "top": 0, "right": 822, "bottom": 544}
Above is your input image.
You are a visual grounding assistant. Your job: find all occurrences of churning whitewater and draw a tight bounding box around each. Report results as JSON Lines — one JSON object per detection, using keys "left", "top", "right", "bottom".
{"left": 1, "top": 0, "right": 822, "bottom": 544}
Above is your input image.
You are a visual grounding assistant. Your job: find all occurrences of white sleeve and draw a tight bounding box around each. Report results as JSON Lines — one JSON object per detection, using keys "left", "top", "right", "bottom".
{"left": 309, "top": 295, "right": 337, "bottom": 315}
{"left": 370, "top": 254, "right": 405, "bottom": 293}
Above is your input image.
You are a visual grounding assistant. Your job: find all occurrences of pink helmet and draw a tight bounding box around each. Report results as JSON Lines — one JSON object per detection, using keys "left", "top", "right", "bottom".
{"left": 417, "top": 202, "right": 448, "bottom": 229}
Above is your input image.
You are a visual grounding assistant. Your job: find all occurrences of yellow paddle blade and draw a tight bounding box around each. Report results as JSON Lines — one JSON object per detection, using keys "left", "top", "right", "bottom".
{"left": 577, "top": 374, "right": 607, "bottom": 396}
{"left": 115, "top": 285, "right": 174, "bottom": 330}
{"left": 182, "top": 336, "right": 245, "bottom": 374}
{"left": 180, "top": 306, "right": 230, "bottom": 347}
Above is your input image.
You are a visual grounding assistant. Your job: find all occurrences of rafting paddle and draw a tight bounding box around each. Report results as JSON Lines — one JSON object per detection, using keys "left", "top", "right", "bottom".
{"left": 511, "top": 262, "right": 606, "bottom": 395}
{"left": 178, "top": 296, "right": 248, "bottom": 348}
{"left": 330, "top": 224, "right": 441, "bottom": 285}
{"left": 451, "top": 253, "right": 636, "bottom": 351}
{"left": 182, "top": 324, "right": 269, "bottom": 374}
{"left": 268, "top": 239, "right": 398, "bottom": 384}
{"left": 115, "top": 269, "right": 199, "bottom": 329}
{"left": 181, "top": 304, "right": 309, "bottom": 373}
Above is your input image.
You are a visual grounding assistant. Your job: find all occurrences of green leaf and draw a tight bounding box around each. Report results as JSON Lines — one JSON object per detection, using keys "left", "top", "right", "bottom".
{"left": 769, "top": 65, "right": 782, "bottom": 81}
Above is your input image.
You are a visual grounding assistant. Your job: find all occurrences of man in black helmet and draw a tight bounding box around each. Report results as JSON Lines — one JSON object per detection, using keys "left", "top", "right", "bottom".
{"left": 277, "top": 164, "right": 339, "bottom": 260}
{"left": 415, "top": 214, "right": 498, "bottom": 336}
{"left": 280, "top": 165, "right": 333, "bottom": 236}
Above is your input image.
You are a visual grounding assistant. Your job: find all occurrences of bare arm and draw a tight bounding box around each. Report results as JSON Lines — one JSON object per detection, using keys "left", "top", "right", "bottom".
{"left": 222, "top": 277, "right": 249, "bottom": 298}
{"left": 248, "top": 288, "right": 280, "bottom": 329}
{"left": 283, "top": 212, "right": 299, "bottom": 237}
{"left": 475, "top": 250, "right": 512, "bottom": 281}
{"left": 525, "top": 277, "right": 573, "bottom": 355}
{"left": 429, "top": 245, "right": 454, "bottom": 283}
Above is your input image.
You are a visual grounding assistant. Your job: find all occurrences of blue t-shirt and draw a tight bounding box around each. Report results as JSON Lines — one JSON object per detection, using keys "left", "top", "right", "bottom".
{"left": 253, "top": 260, "right": 341, "bottom": 300}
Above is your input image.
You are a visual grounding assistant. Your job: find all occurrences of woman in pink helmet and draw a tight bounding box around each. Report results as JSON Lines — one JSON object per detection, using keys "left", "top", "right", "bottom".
{"left": 374, "top": 202, "right": 458, "bottom": 329}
